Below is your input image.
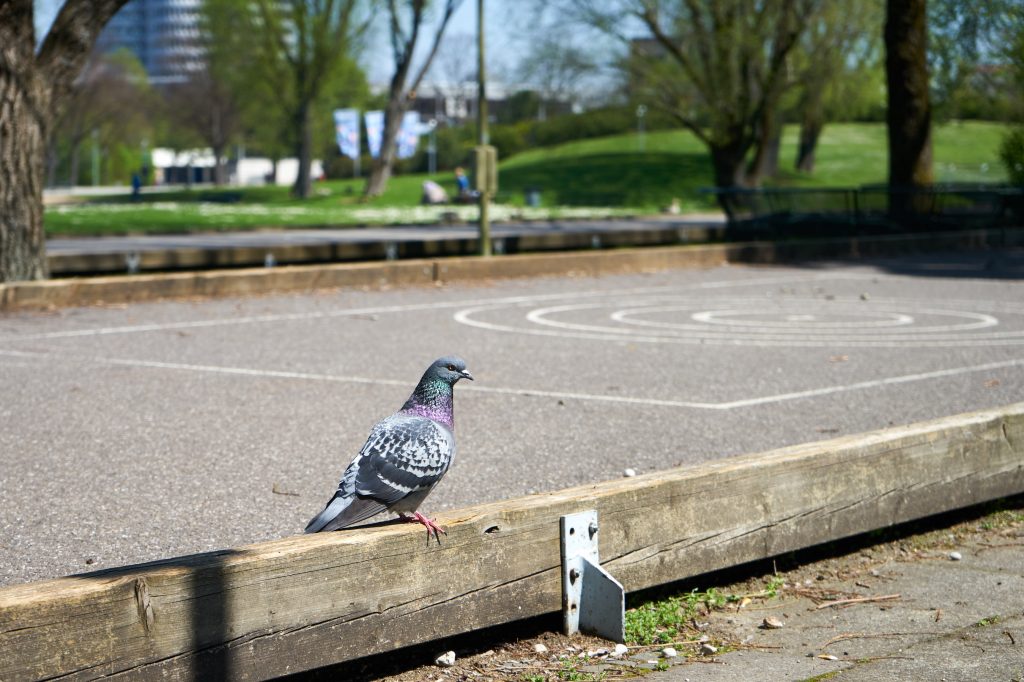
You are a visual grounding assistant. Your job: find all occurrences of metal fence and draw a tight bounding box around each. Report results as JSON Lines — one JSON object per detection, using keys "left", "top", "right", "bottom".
{"left": 705, "top": 184, "right": 1024, "bottom": 239}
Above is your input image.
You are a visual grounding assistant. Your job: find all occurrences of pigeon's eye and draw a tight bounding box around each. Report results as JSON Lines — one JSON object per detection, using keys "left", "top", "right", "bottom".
{"left": 446, "top": 364, "right": 456, "bottom": 371}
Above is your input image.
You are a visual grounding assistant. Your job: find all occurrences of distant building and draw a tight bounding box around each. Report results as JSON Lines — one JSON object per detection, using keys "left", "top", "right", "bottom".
{"left": 401, "top": 81, "right": 575, "bottom": 126}
{"left": 97, "top": 0, "right": 204, "bottom": 85}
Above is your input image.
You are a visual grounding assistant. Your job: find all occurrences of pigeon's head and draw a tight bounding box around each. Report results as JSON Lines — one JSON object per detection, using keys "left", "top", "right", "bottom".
{"left": 428, "top": 356, "right": 474, "bottom": 385}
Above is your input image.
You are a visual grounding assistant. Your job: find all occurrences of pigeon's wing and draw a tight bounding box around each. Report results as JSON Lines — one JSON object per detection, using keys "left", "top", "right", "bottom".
{"left": 304, "top": 414, "right": 454, "bottom": 533}
{"left": 352, "top": 413, "right": 455, "bottom": 506}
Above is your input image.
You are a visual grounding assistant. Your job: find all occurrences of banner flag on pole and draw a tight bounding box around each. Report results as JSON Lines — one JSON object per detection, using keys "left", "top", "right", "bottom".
{"left": 364, "top": 111, "right": 384, "bottom": 158}
{"left": 333, "top": 109, "right": 360, "bottom": 159}
{"left": 396, "top": 111, "right": 423, "bottom": 160}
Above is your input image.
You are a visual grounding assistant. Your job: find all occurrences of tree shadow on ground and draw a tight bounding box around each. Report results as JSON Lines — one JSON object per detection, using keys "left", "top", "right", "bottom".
{"left": 782, "top": 245, "right": 1024, "bottom": 281}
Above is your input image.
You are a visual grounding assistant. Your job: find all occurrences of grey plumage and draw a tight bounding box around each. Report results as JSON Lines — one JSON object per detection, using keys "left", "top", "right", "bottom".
{"left": 305, "top": 356, "right": 472, "bottom": 540}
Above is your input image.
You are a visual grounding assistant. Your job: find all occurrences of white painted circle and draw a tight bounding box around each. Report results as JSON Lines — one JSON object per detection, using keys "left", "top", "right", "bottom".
{"left": 454, "top": 293, "right": 1024, "bottom": 348}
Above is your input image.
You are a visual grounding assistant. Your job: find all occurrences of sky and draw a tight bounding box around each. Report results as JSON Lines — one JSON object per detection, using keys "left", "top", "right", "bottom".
{"left": 33, "top": 0, "right": 524, "bottom": 83}
{"left": 32, "top": 0, "right": 617, "bottom": 96}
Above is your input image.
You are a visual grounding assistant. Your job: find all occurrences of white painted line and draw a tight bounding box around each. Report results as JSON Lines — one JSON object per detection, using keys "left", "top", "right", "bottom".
{"left": 710, "top": 358, "right": 1024, "bottom": 409}
{"left": 0, "top": 273, "right": 857, "bottom": 341}
{"left": 3, "top": 348, "right": 1020, "bottom": 412}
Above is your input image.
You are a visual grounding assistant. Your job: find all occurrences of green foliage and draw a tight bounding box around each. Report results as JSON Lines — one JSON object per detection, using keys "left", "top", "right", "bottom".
{"left": 498, "top": 90, "right": 543, "bottom": 124}
{"left": 999, "top": 127, "right": 1024, "bottom": 185}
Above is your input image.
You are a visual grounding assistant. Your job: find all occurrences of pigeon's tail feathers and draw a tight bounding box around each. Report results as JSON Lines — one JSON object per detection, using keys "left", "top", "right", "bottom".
{"left": 304, "top": 493, "right": 388, "bottom": 533}
{"left": 304, "top": 494, "right": 350, "bottom": 533}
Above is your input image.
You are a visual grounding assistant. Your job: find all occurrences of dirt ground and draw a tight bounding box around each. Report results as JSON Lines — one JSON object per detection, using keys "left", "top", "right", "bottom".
{"left": 292, "top": 496, "right": 1024, "bottom": 682}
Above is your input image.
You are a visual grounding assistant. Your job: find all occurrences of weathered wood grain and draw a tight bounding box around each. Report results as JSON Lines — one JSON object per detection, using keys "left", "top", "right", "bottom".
{"left": 2, "top": 403, "right": 1023, "bottom": 680}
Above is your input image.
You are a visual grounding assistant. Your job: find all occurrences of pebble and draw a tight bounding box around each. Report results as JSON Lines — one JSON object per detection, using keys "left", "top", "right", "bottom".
{"left": 532, "top": 643, "right": 548, "bottom": 654}
{"left": 949, "top": 551, "right": 963, "bottom": 561}
{"left": 623, "top": 468, "right": 637, "bottom": 477}
{"left": 435, "top": 651, "right": 456, "bottom": 667}
{"left": 612, "top": 643, "right": 629, "bottom": 657}
{"left": 699, "top": 643, "right": 718, "bottom": 656}
{"left": 662, "top": 647, "right": 678, "bottom": 658}
{"left": 762, "top": 616, "right": 785, "bottom": 629}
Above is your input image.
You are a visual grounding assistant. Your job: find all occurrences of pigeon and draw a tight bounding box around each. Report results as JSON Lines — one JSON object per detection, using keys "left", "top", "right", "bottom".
{"left": 304, "top": 356, "right": 473, "bottom": 543}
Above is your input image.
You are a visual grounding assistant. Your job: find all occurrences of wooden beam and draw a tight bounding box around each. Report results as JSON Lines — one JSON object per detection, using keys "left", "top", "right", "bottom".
{"left": 2, "top": 403, "right": 1023, "bottom": 680}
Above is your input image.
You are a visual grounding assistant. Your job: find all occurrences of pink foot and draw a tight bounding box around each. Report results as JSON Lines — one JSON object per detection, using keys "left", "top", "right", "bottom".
{"left": 400, "top": 512, "right": 447, "bottom": 544}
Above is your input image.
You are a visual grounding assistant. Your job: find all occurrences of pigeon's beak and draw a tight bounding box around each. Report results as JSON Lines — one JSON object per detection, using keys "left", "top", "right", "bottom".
{"left": 459, "top": 369, "right": 474, "bottom": 381}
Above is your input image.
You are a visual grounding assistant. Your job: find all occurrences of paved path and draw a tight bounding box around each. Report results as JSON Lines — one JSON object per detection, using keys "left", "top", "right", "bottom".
{"left": 647, "top": 511, "right": 1024, "bottom": 682}
{"left": 2, "top": 250, "right": 1023, "bottom": 589}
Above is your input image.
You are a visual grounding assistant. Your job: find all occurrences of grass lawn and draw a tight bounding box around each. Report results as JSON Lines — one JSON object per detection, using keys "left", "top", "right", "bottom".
{"left": 44, "top": 121, "right": 1012, "bottom": 236}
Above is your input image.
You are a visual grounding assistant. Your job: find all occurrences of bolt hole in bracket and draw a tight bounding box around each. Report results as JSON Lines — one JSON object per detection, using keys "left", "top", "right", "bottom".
{"left": 560, "top": 510, "right": 625, "bottom": 642}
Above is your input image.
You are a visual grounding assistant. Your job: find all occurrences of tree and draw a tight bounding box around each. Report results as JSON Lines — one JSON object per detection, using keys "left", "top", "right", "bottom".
{"left": 574, "top": 0, "right": 819, "bottom": 188}
{"left": 517, "top": 37, "right": 597, "bottom": 121}
{"left": 52, "top": 49, "right": 152, "bottom": 186}
{"left": 265, "top": 0, "right": 367, "bottom": 197}
{"left": 885, "top": 0, "right": 933, "bottom": 188}
{"left": 791, "top": 0, "right": 882, "bottom": 173}
{"left": 425, "top": 31, "right": 477, "bottom": 123}
{"left": 201, "top": 0, "right": 367, "bottom": 197}
{"left": 929, "top": 0, "right": 1018, "bottom": 121}
{"left": 163, "top": 69, "right": 242, "bottom": 186}
{"left": 363, "top": 0, "right": 462, "bottom": 198}
{"left": 1, "top": 0, "right": 130, "bottom": 282}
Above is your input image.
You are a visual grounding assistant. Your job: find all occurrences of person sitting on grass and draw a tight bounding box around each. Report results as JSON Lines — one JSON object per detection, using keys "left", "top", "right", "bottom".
{"left": 454, "top": 167, "right": 477, "bottom": 203}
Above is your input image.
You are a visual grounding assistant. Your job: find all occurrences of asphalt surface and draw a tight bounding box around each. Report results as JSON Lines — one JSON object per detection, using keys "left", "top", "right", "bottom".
{"left": 2, "top": 249, "right": 1024, "bottom": 588}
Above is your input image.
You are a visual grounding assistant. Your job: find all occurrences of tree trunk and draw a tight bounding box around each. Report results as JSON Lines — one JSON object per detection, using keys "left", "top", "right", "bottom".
{"left": 746, "top": 108, "right": 782, "bottom": 186}
{"left": 364, "top": 100, "right": 404, "bottom": 198}
{"left": 213, "top": 144, "right": 226, "bottom": 185}
{"left": 796, "top": 117, "right": 824, "bottom": 173}
{"left": 710, "top": 141, "right": 750, "bottom": 189}
{"left": 46, "top": 143, "right": 59, "bottom": 187}
{"left": 885, "top": 0, "right": 932, "bottom": 189}
{"left": 69, "top": 142, "right": 81, "bottom": 187}
{"left": 0, "top": 0, "right": 129, "bottom": 282}
{"left": 0, "top": 19, "right": 50, "bottom": 282}
{"left": 293, "top": 103, "right": 313, "bottom": 198}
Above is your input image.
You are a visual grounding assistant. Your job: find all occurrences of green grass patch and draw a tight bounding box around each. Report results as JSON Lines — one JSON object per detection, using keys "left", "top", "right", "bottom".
{"left": 625, "top": 576, "right": 784, "bottom": 647}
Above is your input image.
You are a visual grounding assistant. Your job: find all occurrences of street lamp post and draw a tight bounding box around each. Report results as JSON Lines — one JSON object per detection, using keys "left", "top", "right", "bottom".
{"left": 477, "top": 0, "right": 492, "bottom": 256}
{"left": 427, "top": 119, "right": 438, "bottom": 176}
{"left": 636, "top": 104, "right": 647, "bottom": 152}
{"left": 91, "top": 128, "right": 100, "bottom": 187}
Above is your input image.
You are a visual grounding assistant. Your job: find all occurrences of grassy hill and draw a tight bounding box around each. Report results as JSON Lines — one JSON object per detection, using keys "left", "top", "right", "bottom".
{"left": 44, "top": 121, "right": 1012, "bottom": 235}
{"left": 497, "top": 120, "right": 1011, "bottom": 211}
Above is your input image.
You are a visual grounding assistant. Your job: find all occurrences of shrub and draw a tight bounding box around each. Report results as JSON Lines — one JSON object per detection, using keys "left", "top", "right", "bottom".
{"left": 999, "top": 127, "right": 1024, "bottom": 185}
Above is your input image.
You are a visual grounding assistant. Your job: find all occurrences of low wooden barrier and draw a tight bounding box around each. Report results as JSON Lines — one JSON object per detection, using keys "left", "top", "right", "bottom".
{"left": 2, "top": 403, "right": 1023, "bottom": 680}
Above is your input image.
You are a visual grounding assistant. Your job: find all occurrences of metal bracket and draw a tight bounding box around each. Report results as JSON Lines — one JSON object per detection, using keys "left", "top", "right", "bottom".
{"left": 560, "top": 510, "right": 625, "bottom": 642}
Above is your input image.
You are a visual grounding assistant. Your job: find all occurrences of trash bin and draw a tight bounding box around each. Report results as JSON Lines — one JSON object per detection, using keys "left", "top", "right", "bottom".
{"left": 524, "top": 186, "right": 542, "bottom": 207}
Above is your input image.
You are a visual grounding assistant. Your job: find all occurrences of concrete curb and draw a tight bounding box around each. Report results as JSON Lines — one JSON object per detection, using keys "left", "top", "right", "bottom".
{"left": 3, "top": 227, "right": 1020, "bottom": 312}
{"left": 46, "top": 224, "right": 729, "bottom": 275}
